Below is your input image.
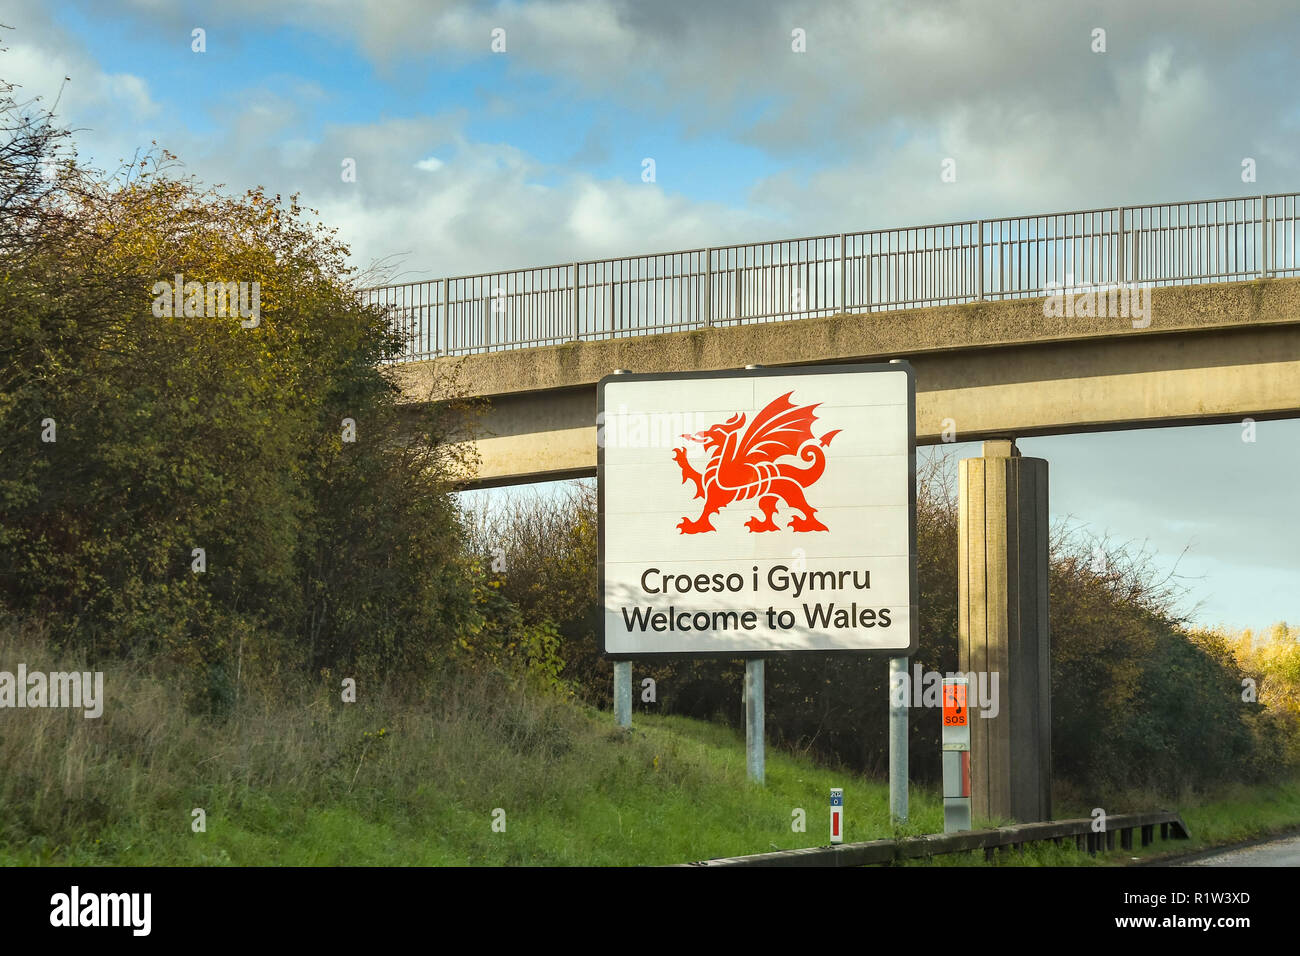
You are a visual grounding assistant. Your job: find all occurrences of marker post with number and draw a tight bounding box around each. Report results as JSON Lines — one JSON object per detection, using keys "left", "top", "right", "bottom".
{"left": 942, "top": 677, "right": 972, "bottom": 833}
{"left": 830, "top": 788, "right": 844, "bottom": 844}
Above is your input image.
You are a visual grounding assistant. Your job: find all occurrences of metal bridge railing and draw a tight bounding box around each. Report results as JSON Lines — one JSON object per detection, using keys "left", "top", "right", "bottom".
{"left": 364, "top": 192, "right": 1300, "bottom": 362}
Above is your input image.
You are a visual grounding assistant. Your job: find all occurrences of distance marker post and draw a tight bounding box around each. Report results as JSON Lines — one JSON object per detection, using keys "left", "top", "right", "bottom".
{"left": 830, "top": 787, "right": 844, "bottom": 844}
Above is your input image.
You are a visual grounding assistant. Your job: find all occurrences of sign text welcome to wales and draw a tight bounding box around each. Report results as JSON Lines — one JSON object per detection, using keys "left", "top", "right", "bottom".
{"left": 598, "top": 363, "right": 917, "bottom": 658}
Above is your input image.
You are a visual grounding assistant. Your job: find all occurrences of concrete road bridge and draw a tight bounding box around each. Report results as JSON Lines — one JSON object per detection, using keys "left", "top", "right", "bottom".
{"left": 372, "top": 192, "right": 1300, "bottom": 487}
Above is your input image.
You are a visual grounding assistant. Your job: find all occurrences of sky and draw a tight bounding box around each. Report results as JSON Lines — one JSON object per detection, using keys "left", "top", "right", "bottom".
{"left": 5, "top": 0, "right": 1297, "bottom": 630}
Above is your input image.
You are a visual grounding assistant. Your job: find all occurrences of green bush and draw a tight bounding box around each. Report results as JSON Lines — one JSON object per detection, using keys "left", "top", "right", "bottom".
{"left": 0, "top": 87, "right": 488, "bottom": 695}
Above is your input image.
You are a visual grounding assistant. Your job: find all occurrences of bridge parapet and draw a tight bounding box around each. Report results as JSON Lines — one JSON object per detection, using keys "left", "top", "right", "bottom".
{"left": 370, "top": 192, "right": 1300, "bottom": 363}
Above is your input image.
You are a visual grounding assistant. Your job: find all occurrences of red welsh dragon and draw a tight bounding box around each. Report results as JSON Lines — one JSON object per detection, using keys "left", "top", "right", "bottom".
{"left": 672, "top": 391, "right": 841, "bottom": 534}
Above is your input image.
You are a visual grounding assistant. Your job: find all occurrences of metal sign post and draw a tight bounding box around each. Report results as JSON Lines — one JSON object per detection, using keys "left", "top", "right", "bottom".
{"left": 744, "top": 658, "right": 765, "bottom": 784}
{"left": 942, "top": 677, "right": 972, "bottom": 833}
{"left": 830, "top": 788, "right": 844, "bottom": 844}
{"left": 614, "top": 660, "right": 632, "bottom": 728}
{"left": 889, "top": 656, "right": 908, "bottom": 823}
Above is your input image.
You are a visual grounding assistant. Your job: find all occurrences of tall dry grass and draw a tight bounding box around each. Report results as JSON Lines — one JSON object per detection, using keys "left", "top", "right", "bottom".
{"left": 0, "top": 617, "right": 609, "bottom": 861}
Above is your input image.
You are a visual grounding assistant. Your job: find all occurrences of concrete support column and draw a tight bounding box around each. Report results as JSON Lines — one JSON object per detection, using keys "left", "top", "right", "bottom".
{"left": 958, "top": 439, "right": 1051, "bottom": 823}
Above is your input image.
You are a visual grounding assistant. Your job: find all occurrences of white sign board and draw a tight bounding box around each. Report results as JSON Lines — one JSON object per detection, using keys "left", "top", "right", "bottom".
{"left": 598, "top": 363, "right": 917, "bottom": 657}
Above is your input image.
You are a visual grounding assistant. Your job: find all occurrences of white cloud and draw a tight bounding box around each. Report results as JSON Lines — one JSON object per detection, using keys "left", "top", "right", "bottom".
{"left": 5, "top": 0, "right": 1298, "bottom": 628}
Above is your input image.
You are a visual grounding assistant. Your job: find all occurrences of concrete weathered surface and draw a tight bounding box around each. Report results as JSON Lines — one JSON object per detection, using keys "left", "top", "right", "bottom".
{"left": 395, "top": 277, "right": 1300, "bottom": 485}
{"left": 958, "top": 440, "right": 1052, "bottom": 824}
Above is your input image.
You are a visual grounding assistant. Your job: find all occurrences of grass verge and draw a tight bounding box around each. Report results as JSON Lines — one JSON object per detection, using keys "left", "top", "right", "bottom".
{"left": 2, "top": 632, "right": 1296, "bottom": 866}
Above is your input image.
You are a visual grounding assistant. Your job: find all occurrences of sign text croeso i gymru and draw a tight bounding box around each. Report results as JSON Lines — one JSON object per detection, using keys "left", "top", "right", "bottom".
{"left": 621, "top": 565, "right": 890, "bottom": 634}
{"left": 599, "top": 363, "right": 917, "bottom": 658}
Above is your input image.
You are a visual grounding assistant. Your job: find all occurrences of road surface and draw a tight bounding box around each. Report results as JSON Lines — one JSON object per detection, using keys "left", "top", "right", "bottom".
{"left": 1180, "top": 834, "right": 1300, "bottom": 867}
